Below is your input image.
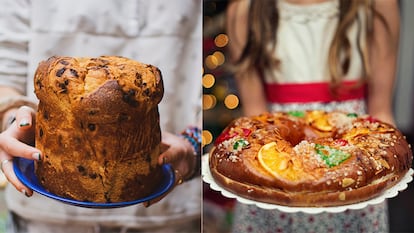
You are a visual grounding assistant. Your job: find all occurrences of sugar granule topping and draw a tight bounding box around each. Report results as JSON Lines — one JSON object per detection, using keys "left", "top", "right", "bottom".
{"left": 228, "top": 154, "right": 241, "bottom": 162}
{"left": 328, "top": 112, "right": 354, "bottom": 133}
{"left": 293, "top": 140, "right": 325, "bottom": 167}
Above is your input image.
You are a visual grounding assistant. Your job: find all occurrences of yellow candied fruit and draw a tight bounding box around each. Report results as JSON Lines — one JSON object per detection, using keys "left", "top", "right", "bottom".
{"left": 306, "top": 110, "right": 332, "bottom": 131}
{"left": 342, "top": 127, "right": 370, "bottom": 141}
{"left": 341, "top": 178, "right": 355, "bottom": 188}
{"left": 258, "top": 142, "right": 302, "bottom": 181}
{"left": 339, "top": 192, "right": 346, "bottom": 201}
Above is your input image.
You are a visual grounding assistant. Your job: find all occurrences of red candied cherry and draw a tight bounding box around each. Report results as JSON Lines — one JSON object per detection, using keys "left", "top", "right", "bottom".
{"left": 334, "top": 139, "right": 349, "bottom": 146}
{"left": 214, "top": 129, "right": 237, "bottom": 145}
{"left": 242, "top": 128, "right": 252, "bottom": 137}
{"left": 366, "top": 116, "right": 379, "bottom": 123}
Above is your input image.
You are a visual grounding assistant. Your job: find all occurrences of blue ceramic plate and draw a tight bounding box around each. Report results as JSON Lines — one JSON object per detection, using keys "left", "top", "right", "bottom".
{"left": 13, "top": 157, "right": 175, "bottom": 208}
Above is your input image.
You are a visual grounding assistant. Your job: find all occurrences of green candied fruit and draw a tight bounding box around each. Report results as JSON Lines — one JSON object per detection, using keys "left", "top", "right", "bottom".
{"left": 315, "top": 144, "right": 351, "bottom": 168}
{"left": 233, "top": 139, "right": 249, "bottom": 150}
{"left": 346, "top": 113, "right": 358, "bottom": 118}
{"left": 288, "top": 110, "right": 305, "bottom": 118}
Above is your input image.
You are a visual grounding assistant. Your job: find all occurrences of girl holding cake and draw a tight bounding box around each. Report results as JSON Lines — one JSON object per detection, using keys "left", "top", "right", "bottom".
{"left": 225, "top": 0, "right": 399, "bottom": 232}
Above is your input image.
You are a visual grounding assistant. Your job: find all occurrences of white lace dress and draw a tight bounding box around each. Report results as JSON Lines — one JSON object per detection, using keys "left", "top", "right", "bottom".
{"left": 231, "top": 1, "right": 388, "bottom": 232}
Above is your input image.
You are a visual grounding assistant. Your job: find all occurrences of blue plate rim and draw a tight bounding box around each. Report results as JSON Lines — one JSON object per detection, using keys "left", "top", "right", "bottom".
{"left": 13, "top": 157, "right": 175, "bottom": 208}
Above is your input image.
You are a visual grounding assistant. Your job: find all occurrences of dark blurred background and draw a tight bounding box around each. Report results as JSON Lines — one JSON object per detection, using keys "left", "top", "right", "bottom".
{"left": 202, "top": 0, "right": 414, "bottom": 232}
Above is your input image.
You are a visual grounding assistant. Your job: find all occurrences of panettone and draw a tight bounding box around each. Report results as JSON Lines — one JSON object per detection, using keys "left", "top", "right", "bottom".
{"left": 34, "top": 56, "right": 164, "bottom": 203}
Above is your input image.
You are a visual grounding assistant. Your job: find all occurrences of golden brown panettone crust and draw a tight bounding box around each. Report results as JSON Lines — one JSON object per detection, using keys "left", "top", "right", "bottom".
{"left": 209, "top": 111, "right": 413, "bottom": 207}
{"left": 34, "top": 56, "right": 164, "bottom": 203}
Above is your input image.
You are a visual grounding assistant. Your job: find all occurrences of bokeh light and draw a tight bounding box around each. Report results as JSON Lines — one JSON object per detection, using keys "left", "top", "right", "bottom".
{"left": 202, "top": 130, "right": 213, "bottom": 146}
{"left": 205, "top": 55, "right": 218, "bottom": 70}
{"left": 214, "top": 33, "right": 229, "bottom": 48}
{"left": 224, "top": 94, "right": 239, "bottom": 109}
{"left": 203, "top": 74, "right": 215, "bottom": 88}
{"left": 212, "top": 51, "right": 225, "bottom": 66}
{"left": 203, "top": 94, "right": 217, "bottom": 110}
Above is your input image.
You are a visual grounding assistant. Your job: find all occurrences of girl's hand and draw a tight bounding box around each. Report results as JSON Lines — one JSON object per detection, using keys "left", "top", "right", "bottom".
{"left": 143, "top": 131, "right": 196, "bottom": 207}
{"left": 0, "top": 106, "right": 41, "bottom": 197}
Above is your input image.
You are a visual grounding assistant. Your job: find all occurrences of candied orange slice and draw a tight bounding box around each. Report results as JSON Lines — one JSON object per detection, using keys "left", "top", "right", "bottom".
{"left": 258, "top": 142, "right": 301, "bottom": 181}
{"left": 306, "top": 110, "right": 332, "bottom": 131}
{"left": 342, "top": 127, "right": 370, "bottom": 141}
{"left": 343, "top": 128, "right": 395, "bottom": 146}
